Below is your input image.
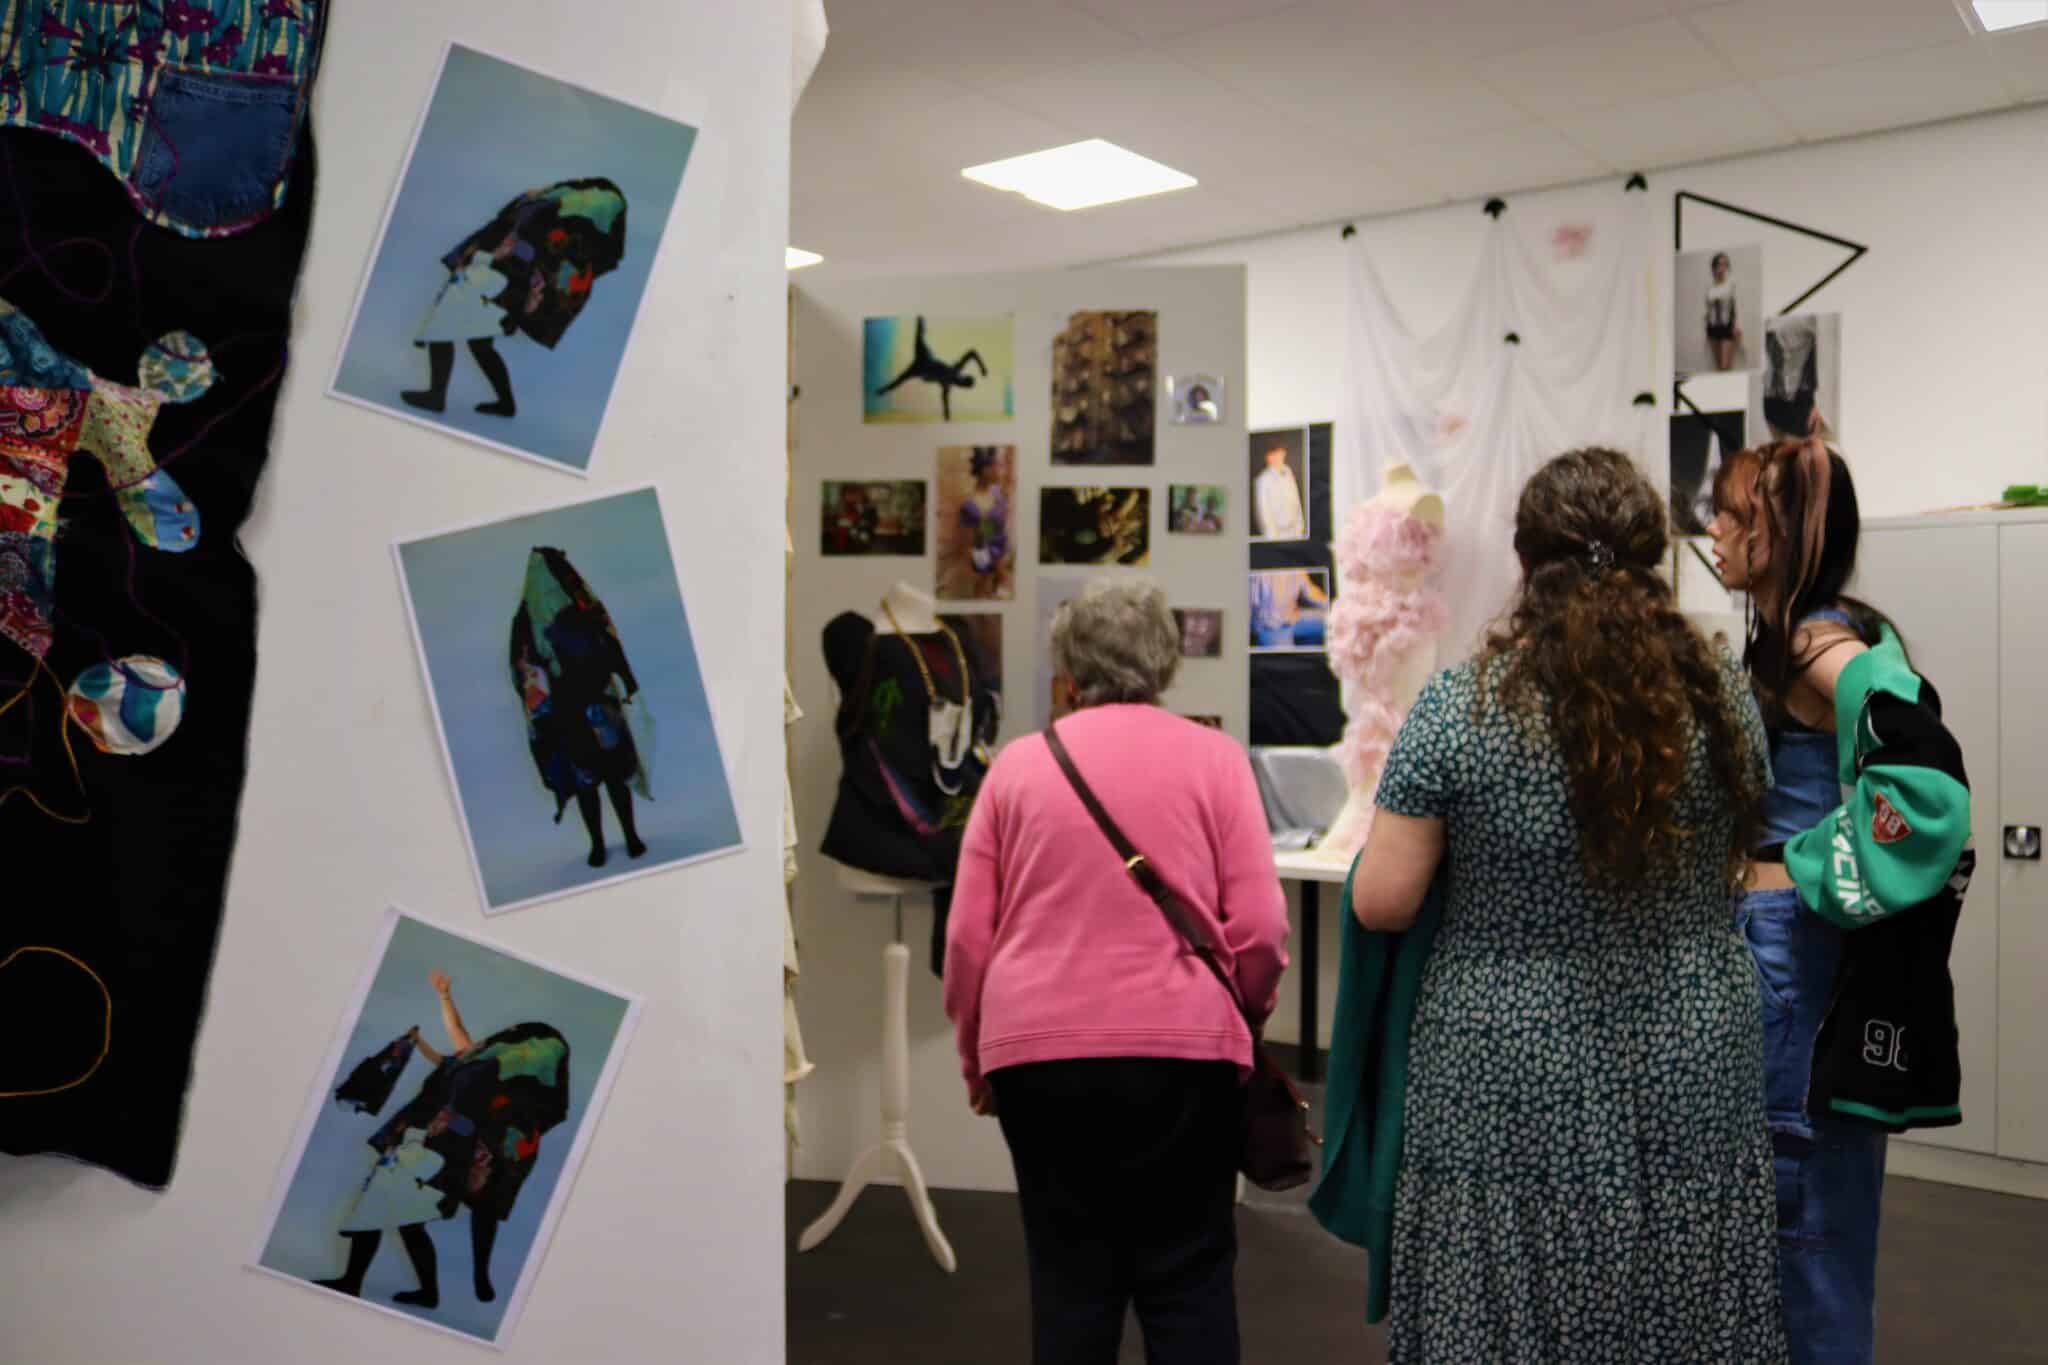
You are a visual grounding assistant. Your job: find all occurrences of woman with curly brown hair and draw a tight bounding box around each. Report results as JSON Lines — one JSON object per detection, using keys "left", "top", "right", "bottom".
{"left": 1346, "top": 448, "right": 1787, "bottom": 1362}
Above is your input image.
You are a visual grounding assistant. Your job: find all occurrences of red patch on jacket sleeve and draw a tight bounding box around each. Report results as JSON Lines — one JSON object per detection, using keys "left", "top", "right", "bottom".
{"left": 1871, "top": 791, "right": 1912, "bottom": 845}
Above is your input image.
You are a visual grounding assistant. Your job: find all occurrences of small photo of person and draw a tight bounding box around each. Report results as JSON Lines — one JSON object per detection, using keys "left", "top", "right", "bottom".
{"left": 1168, "top": 484, "right": 1227, "bottom": 535}
{"left": 253, "top": 909, "right": 640, "bottom": 1347}
{"left": 1169, "top": 373, "right": 1224, "bottom": 425}
{"left": 1039, "top": 486, "right": 1150, "bottom": 566}
{"left": 1249, "top": 568, "right": 1331, "bottom": 652}
{"left": 1673, "top": 245, "right": 1762, "bottom": 375}
{"left": 821, "top": 480, "right": 928, "bottom": 557}
{"left": 1173, "top": 608, "right": 1224, "bottom": 659}
{"left": 1753, "top": 312, "right": 1841, "bottom": 441}
{"left": 395, "top": 487, "right": 742, "bottom": 914}
{"left": 1249, "top": 427, "right": 1310, "bottom": 542}
{"left": 936, "top": 446, "right": 1014, "bottom": 599}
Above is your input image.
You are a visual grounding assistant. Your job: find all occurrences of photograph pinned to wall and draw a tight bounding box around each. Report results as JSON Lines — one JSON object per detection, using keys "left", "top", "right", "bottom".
{"left": 1167, "top": 373, "right": 1223, "bottom": 425}
{"left": 1034, "top": 574, "right": 1097, "bottom": 729}
{"left": 1182, "top": 714, "right": 1225, "bottom": 730}
{"left": 822, "top": 480, "right": 927, "bottom": 557}
{"left": 1173, "top": 609, "right": 1223, "bottom": 659}
{"left": 1751, "top": 312, "right": 1841, "bottom": 441}
{"left": 935, "top": 445, "right": 1014, "bottom": 599}
{"left": 330, "top": 43, "right": 699, "bottom": 476}
{"left": 1673, "top": 245, "right": 1763, "bottom": 376}
{"left": 1249, "top": 427, "right": 1310, "bottom": 542}
{"left": 1039, "top": 486, "right": 1150, "bottom": 566}
{"left": 863, "top": 316, "right": 1014, "bottom": 423}
{"left": 1249, "top": 568, "right": 1331, "bottom": 653}
{"left": 394, "top": 486, "right": 742, "bottom": 915}
{"left": 1669, "top": 409, "right": 1745, "bottom": 537}
{"left": 252, "top": 907, "right": 640, "bottom": 1348}
{"left": 1168, "top": 484, "right": 1226, "bottom": 535}
{"left": 1051, "top": 309, "right": 1156, "bottom": 465}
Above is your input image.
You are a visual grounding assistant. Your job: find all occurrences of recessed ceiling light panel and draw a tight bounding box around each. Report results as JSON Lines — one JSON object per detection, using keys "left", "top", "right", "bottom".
{"left": 1960, "top": 0, "right": 2048, "bottom": 32}
{"left": 961, "top": 139, "right": 1197, "bottom": 212}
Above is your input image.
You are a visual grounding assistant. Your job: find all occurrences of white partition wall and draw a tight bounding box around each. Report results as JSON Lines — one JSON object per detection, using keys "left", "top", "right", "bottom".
{"left": 789, "top": 267, "right": 1250, "bottom": 1194}
{"left": 0, "top": 3, "right": 794, "bottom": 1361}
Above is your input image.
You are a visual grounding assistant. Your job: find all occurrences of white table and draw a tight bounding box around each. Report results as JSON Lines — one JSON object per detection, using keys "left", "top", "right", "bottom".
{"left": 1273, "top": 848, "right": 1352, "bottom": 1083}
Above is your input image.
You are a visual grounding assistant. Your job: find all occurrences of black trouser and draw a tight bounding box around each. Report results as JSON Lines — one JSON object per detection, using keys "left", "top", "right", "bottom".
{"left": 990, "top": 1058, "right": 1242, "bottom": 1365}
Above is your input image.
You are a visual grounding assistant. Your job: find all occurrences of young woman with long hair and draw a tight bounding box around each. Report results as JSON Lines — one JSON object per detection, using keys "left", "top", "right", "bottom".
{"left": 1346, "top": 448, "right": 1784, "bottom": 1361}
{"left": 1711, "top": 436, "right": 1893, "bottom": 1365}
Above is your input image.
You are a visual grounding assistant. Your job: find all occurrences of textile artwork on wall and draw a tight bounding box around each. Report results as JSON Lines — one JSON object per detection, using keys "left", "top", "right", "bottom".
{"left": 254, "top": 908, "right": 641, "bottom": 1347}
{"left": 0, "top": 4, "right": 325, "bottom": 1187}
{"left": 395, "top": 486, "right": 742, "bottom": 916}
{"left": 331, "top": 43, "right": 699, "bottom": 476}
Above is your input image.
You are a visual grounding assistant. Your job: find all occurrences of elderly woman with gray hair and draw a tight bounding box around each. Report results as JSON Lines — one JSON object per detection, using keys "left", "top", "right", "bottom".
{"left": 944, "top": 579, "right": 1289, "bottom": 1365}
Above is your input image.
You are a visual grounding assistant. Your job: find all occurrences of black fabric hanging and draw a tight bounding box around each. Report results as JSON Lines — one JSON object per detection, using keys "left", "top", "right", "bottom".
{"left": 0, "top": 75, "right": 322, "bottom": 1184}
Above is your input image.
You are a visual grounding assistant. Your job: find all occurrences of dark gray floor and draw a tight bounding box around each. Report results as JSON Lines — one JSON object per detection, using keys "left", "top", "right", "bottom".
{"left": 789, "top": 1059, "right": 2048, "bottom": 1365}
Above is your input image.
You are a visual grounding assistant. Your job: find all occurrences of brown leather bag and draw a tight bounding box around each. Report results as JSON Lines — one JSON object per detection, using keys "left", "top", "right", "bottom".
{"left": 1044, "top": 723, "right": 1318, "bottom": 1192}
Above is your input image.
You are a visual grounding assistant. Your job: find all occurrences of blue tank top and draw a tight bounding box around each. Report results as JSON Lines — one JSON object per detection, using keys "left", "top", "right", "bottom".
{"left": 1756, "top": 608, "right": 1853, "bottom": 847}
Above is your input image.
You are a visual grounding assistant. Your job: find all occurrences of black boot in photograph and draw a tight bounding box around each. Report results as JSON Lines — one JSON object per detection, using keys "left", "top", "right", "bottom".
{"left": 390, "top": 1223, "right": 440, "bottom": 1310}
{"left": 606, "top": 779, "right": 648, "bottom": 860}
{"left": 471, "top": 1211, "right": 500, "bottom": 1303}
{"left": 401, "top": 341, "right": 454, "bottom": 413}
{"left": 576, "top": 787, "right": 607, "bottom": 868}
{"left": 469, "top": 338, "right": 517, "bottom": 417}
{"left": 313, "top": 1230, "right": 380, "bottom": 1297}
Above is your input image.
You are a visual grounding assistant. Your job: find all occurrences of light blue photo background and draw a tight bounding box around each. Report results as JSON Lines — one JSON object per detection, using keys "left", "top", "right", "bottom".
{"left": 257, "top": 914, "right": 634, "bottom": 1344}
{"left": 398, "top": 488, "right": 741, "bottom": 911}
{"left": 333, "top": 44, "right": 697, "bottom": 472}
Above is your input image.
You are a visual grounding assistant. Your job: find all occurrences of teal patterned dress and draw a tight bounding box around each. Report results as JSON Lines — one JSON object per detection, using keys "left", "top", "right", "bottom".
{"left": 1376, "top": 658, "right": 1788, "bottom": 1363}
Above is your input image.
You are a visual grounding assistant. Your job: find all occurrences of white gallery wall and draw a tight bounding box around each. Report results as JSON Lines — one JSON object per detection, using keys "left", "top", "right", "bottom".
{"left": 0, "top": 3, "right": 793, "bottom": 1363}
{"left": 1149, "top": 102, "right": 2048, "bottom": 1055}
{"left": 789, "top": 267, "right": 1249, "bottom": 1195}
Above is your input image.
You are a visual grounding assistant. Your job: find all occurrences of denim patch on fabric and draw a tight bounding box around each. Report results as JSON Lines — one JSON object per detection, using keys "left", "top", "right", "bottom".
{"left": 132, "top": 67, "right": 298, "bottom": 230}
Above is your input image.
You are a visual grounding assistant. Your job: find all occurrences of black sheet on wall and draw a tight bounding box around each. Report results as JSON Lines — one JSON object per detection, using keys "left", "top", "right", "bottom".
{"left": 1249, "top": 421, "right": 1344, "bottom": 746}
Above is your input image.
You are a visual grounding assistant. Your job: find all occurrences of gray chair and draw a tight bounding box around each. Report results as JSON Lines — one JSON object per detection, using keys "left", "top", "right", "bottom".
{"left": 1251, "top": 746, "right": 1350, "bottom": 850}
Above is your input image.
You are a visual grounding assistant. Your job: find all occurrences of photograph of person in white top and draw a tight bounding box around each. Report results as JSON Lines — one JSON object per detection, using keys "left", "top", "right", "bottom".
{"left": 1705, "top": 251, "right": 1741, "bottom": 372}
{"left": 1249, "top": 428, "right": 1309, "bottom": 541}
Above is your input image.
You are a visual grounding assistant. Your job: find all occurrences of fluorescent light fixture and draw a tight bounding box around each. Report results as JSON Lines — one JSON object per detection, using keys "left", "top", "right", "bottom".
{"left": 1960, "top": 0, "right": 2048, "bottom": 31}
{"left": 961, "top": 139, "right": 1197, "bottom": 212}
{"left": 786, "top": 246, "right": 824, "bottom": 270}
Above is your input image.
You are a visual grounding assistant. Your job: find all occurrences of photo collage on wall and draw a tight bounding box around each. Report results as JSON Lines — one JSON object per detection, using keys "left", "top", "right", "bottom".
{"left": 1670, "top": 234, "right": 1845, "bottom": 553}
{"left": 831, "top": 300, "right": 1239, "bottom": 749}
{"left": 1248, "top": 422, "right": 1345, "bottom": 748}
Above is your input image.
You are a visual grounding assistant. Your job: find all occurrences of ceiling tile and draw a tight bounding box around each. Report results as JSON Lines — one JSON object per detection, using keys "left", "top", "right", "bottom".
{"left": 794, "top": 58, "right": 1077, "bottom": 187}
{"left": 1550, "top": 84, "right": 1796, "bottom": 169}
{"left": 1754, "top": 39, "right": 2015, "bottom": 141}
{"left": 1354, "top": 0, "right": 1681, "bottom": 63}
{"left": 852, "top": 0, "right": 1145, "bottom": 91}
{"left": 1064, "top": 0, "right": 1303, "bottom": 41}
{"left": 1681, "top": 0, "right": 1970, "bottom": 80}
{"left": 1381, "top": 123, "right": 1612, "bottom": 202}
{"left": 1476, "top": 18, "right": 1744, "bottom": 118}
{"left": 1986, "top": 24, "right": 2048, "bottom": 98}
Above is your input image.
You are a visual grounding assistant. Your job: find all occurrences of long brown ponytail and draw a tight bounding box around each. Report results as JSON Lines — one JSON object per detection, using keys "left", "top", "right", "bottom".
{"left": 1476, "top": 448, "right": 1761, "bottom": 890}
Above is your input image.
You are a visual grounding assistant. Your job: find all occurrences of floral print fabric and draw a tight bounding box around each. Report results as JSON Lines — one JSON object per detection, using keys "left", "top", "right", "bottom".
{"left": 1375, "top": 659, "right": 1788, "bottom": 1363}
{"left": 0, "top": 0, "right": 325, "bottom": 236}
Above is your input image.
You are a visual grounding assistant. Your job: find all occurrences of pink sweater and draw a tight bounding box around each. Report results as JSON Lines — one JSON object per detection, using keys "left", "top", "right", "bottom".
{"left": 943, "top": 705, "right": 1291, "bottom": 1090}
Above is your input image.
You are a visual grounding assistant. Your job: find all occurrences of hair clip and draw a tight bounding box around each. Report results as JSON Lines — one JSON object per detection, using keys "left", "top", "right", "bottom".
{"left": 1584, "top": 539, "right": 1616, "bottom": 570}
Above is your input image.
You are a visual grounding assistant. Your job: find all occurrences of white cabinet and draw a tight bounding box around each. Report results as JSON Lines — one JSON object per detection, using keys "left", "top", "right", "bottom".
{"left": 1858, "top": 513, "right": 2048, "bottom": 1167}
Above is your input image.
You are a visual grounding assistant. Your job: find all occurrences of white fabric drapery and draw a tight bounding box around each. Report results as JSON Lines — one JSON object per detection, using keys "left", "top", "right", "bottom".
{"left": 1336, "top": 185, "right": 1659, "bottom": 660}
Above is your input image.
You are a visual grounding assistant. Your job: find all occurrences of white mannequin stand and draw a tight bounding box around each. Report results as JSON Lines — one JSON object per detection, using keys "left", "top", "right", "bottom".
{"left": 797, "top": 581, "right": 958, "bottom": 1273}
{"left": 1315, "top": 461, "right": 1447, "bottom": 863}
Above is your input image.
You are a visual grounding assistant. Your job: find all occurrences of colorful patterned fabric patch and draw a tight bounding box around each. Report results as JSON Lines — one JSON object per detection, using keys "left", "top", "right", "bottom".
{"left": 66, "top": 655, "right": 187, "bottom": 756}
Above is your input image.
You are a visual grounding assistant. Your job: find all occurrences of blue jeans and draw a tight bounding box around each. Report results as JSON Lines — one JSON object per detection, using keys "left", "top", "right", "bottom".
{"left": 1739, "top": 887, "right": 1889, "bottom": 1365}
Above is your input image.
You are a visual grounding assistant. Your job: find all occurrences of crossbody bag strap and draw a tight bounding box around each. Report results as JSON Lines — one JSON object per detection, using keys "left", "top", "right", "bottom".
{"left": 1042, "top": 723, "right": 1258, "bottom": 1033}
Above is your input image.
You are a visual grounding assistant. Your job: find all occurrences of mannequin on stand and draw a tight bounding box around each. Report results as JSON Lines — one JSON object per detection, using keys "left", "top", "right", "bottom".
{"left": 800, "top": 581, "right": 965, "bottom": 1273}
{"left": 1317, "top": 463, "right": 1449, "bottom": 861}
